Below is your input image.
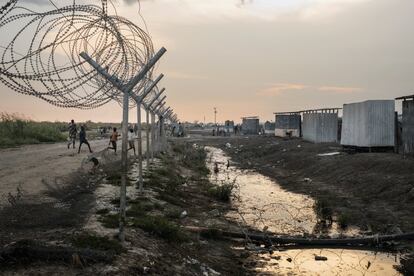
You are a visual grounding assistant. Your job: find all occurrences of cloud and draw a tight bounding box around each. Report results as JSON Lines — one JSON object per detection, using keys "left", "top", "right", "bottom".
{"left": 257, "top": 83, "right": 308, "bottom": 96}
{"left": 118, "top": 0, "right": 375, "bottom": 23}
{"left": 258, "top": 83, "right": 363, "bottom": 96}
{"left": 167, "top": 71, "right": 207, "bottom": 80}
{"left": 318, "top": 86, "right": 363, "bottom": 94}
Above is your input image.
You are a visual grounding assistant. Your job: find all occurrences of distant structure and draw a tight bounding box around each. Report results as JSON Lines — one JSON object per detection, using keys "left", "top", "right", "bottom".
{"left": 341, "top": 100, "right": 395, "bottom": 148}
{"left": 264, "top": 121, "right": 275, "bottom": 135}
{"left": 302, "top": 108, "right": 340, "bottom": 143}
{"left": 396, "top": 94, "right": 414, "bottom": 155}
{"left": 274, "top": 112, "right": 301, "bottom": 137}
{"left": 241, "top": 116, "right": 259, "bottom": 135}
{"left": 225, "top": 120, "right": 235, "bottom": 134}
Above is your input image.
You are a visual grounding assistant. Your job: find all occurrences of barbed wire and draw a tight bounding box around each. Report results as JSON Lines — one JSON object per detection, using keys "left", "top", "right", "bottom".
{"left": 0, "top": 0, "right": 154, "bottom": 109}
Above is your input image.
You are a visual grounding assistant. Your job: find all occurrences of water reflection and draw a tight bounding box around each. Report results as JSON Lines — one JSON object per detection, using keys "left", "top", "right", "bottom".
{"left": 206, "top": 146, "right": 402, "bottom": 275}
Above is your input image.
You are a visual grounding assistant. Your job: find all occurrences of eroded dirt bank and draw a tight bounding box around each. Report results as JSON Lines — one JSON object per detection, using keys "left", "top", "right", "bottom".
{"left": 195, "top": 135, "right": 414, "bottom": 275}
{"left": 0, "top": 141, "right": 248, "bottom": 275}
{"left": 1, "top": 136, "right": 413, "bottom": 275}
{"left": 196, "top": 135, "right": 414, "bottom": 234}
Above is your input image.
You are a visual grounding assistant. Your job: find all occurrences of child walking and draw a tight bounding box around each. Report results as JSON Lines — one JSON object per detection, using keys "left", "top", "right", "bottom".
{"left": 78, "top": 125, "right": 93, "bottom": 154}
{"left": 128, "top": 128, "right": 136, "bottom": 155}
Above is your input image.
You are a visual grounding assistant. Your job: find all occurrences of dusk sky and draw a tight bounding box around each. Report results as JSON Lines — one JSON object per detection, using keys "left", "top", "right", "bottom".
{"left": 1, "top": 0, "right": 413, "bottom": 123}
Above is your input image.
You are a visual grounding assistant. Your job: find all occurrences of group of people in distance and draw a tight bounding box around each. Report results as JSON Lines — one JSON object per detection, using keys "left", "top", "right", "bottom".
{"left": 67, "top": 119, "right": 137, "bottom": 155}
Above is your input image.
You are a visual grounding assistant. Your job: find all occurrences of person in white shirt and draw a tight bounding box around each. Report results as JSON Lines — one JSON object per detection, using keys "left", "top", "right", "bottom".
{"left": 127, "top": 128, "right": 136, "bottom": 155}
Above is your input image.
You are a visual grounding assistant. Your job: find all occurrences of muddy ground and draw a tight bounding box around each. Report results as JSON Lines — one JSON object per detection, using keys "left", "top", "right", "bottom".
{"left": 194, "top": 135, "right": 414, "bottom": 273}
{"left": 1, "top": 135, "right": 414, "bottom": 275}
{"left": 194, "top": 135, "right": 414, "bottom": 234}
{"left": 0, "top": 140, "right": 251, "bottom": 275}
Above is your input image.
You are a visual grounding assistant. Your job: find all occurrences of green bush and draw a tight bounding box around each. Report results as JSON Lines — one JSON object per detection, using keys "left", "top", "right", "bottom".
{"left": 0, "top": 113, "right": 66, "bottom": 147}
{"left": 314, "top": 199, "right": 333, "bottom": 223}
{"left": 208, "top": 183, "right": 235, "bottom": 202}
{"left": 70, "top": 233, "right": 124, "bottom": 254}
{"left": 98, "top": 213, "right": 119, "bottom": 228}
{"left": 173, "top": 143, "right": 210, "bottom": 176}
{"left": 132, "top": 215, "right": 187, "bottom": 242}
{"left": 337, "top": 213, "right": 351, "bottom": 229}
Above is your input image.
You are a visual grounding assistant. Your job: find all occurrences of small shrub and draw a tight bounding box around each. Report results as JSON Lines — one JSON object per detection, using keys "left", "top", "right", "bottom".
{"left": 172, "top": 143, "right": 210, "bottom": 176}
{"left": 0, "top": 113, "right": 66, "bottom": 147}
{"left": 208, "top": 183, "right": 235, "bottom": 202}
{"left": 96, "top": 208, "right": 110, "bottom": 215}
{"left": 127, "top": 201, "right": 156, "bottom": 217}
{"left": 110, "top": 196, "right": 131, "bottom": 206}
{"left": 314, "top": 199, "right": 333, "bottom": 224}
{"left": 71, "top": 233, "right": 124, "bottom": 254}
{"left": 165, "top": 208, "right": 182, "bottom": 219}
{"left": 99, "top": 214, "right": 119, "bottom": 228}
{"left": 132, "top": 215, "right": 187, "bottom": 242}
{"left": 200, "top": 228, "right": 222, "bottom": 239}
{"left": 338, "top": 213, "right": 351, "bottom": 229}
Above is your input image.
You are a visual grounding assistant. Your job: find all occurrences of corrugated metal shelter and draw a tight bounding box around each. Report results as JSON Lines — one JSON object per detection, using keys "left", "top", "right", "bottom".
{"left": 341, "top": 100, "right": 395, "bottom": 147}
{"left": 274, "top": 112, "right": 301, "bottom": 137}
{"left": 396, "top": 95, "right": 414, "bottom": 154}
{"left": 225, "top": 120, "right": 235, "bottom": 133}
{"left": 264, "top": 121, "right": 275, "bottom": 135}
{"left": 242, "top": 117, "right": 259, "bottom": 135}
{"left": 302, "top": 108, "right": 340, "bottom": 143}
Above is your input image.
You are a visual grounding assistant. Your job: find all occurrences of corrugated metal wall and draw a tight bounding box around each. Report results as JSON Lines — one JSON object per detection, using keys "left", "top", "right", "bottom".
{"left": 275, "top": 114, "right": 301, "bottom": 137}
{"left": 341, "top": 100, "right": 395, "bottom": 147}
{"left": 303, "top": 113, "right": 338, "bottom": 143}
{"left": 402, "top": 100, "right": 414, "bottom": 154}
{"left": 242, "top": 118, "right": 259, "bottom": 135}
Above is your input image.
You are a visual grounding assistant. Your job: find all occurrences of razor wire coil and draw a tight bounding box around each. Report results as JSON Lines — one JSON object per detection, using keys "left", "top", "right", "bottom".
{"left": 0, "top": 0, "right": 154, "bottom": 109}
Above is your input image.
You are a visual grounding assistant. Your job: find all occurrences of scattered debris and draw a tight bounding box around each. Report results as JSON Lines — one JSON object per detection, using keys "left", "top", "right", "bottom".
{"left": 180, "top": 210, "right": 188, "bottom": 218}
{"left": 303, "top": 178, "right": 312, "bottom": 183}
{"left": 314, "top": 255, "right": 328, "bottom": 261}
{"left": 317, "top": 152, "right": 340, "bottom": 156}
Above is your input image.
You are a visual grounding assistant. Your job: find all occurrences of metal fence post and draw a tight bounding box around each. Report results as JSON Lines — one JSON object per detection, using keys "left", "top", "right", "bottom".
{"left": 146, "top": 109, "right": 151, "bottom": 170}
{"left": 151, "top": 112, "right": 156, "bottom": 158}
{"left": 137, "top": 103, "right": 143, "bottom": 192}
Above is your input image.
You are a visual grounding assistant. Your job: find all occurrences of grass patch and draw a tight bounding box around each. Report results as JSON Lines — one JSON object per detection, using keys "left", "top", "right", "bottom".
{"left": 96, "top": 208, "right": 110, "bottom": 215}
{"left": 172, "top": 143, "right": 210, "bottom": 176}
{"left": 98, "top": 213, "right": 119, "bottom": 228}
{"left": 145, "top": 163, "right": 186, "bottom": 193}
{"left": 314, "top": 199, "right": 333, "bottom": 223}
{"left": 126, "top": 201, "right": 161, "bottom": 217}
{"left": 208, "top": 182, "right": 236, "bottom": 202}
{"left": 131, "top": 215, "right": 187, "bottom": 242}
{"left": 105, "top": 172, "right": 133, "bottom": 186}
{"left": 165, "top": 208, "right": 183, "bottom": 219}
{"left": 70, "top": 233, "right": 124, "bottom": 254}
{"left": 200, "top": 228, "right": 223, "bottom": 239}
{"left": 337, "top": 213, "right": 351, "bottom": 229}
{"left": 0, "top": 113, "right": 66, "bottom": 148}
{"left": 110, "top": 196, "right": 131, "bottom": 207}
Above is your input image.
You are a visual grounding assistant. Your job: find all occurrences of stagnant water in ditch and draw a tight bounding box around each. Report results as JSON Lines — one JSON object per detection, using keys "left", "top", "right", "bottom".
{"left": 205, "top": 146, "right": 402, "bottom": 275}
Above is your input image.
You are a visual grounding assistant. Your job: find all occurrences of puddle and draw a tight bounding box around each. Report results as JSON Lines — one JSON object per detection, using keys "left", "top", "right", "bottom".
{"left": 205, "top": 146, "right": 402, "bottom": 275}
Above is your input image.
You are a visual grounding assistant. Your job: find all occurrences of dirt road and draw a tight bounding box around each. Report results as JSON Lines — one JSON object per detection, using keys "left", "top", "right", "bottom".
{"left": 0, "top": 137, "right": 147, "bottom": 206}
